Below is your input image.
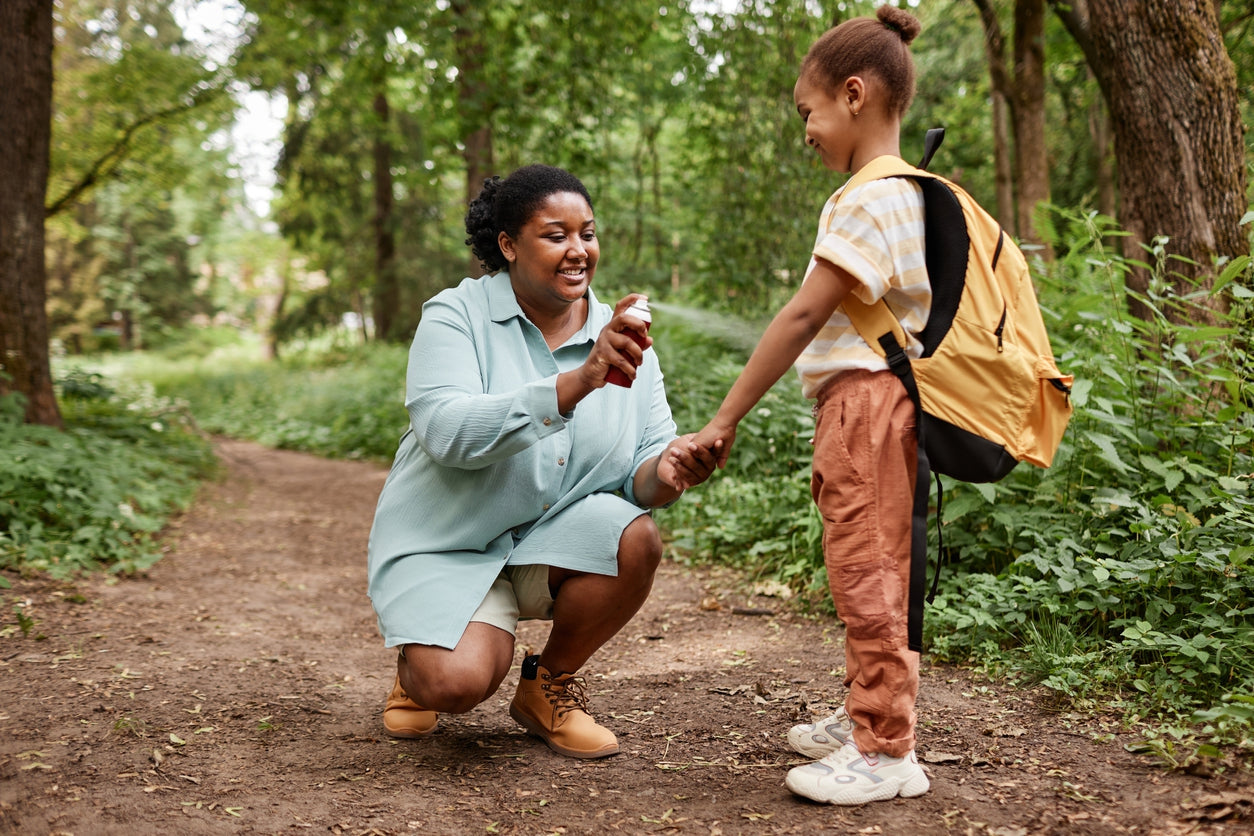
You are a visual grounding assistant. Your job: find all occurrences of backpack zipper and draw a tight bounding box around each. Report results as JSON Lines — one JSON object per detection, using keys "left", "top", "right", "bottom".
{"left": 1049, "top": 377, "right": 1072, "bottom": 406}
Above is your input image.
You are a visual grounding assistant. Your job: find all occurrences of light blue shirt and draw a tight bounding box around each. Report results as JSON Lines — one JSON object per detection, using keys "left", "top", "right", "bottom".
{"left": 367, "top": 271, "right": 677, "bottom": 649}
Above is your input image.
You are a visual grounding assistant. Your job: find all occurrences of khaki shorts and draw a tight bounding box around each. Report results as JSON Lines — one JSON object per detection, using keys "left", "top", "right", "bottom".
{"left": 469, "top": 564, "right": 555, "bottom": 635}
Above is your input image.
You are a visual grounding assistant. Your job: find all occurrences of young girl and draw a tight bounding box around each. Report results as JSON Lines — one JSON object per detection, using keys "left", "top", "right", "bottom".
{"left": 686, "top": 6, "right": 931, "bottom": 805}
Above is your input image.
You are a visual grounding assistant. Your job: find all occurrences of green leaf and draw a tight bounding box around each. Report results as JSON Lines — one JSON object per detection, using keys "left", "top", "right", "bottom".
{"left": 1087, "top": 433, "right": 1130, "bottom": 474}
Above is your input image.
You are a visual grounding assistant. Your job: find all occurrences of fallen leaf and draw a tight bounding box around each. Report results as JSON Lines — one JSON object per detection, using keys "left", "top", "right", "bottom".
{"left": 922, "top": 751, "right": 963, "bottom": 764}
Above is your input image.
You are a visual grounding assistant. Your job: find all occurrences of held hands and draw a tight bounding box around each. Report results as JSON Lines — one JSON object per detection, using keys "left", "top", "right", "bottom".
{"left": 578, "top": 294, "right": 652, "bottom": 390}
{"left": 689, "top": 420, "right": 737, "bottom": 472}
{"left": 656, "top": 433, "right": 722, "bottom": 492}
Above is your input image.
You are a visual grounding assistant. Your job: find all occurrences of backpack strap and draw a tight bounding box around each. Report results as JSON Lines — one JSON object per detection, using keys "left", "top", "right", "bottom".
{"left": 834, "top": 156, "right": 929, "bottom": 407}
{"left": 830, "top": 154, "right": 931, "bottom": 365}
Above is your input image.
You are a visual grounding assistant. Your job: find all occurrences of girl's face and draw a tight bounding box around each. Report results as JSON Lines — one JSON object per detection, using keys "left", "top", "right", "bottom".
{"left": 793, "top": 72, "right": 859, "bottom": 173}
{"left": 500, "top": 191, "right": 599, "bottom": 313}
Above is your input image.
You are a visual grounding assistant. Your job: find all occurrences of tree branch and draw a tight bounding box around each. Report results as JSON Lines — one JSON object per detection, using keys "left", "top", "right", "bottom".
{"left": 1048, "top": 0, "right": 1097, "bottom": 70}
{"left": 44, "top": 85, "right": 222, "bottom": 219}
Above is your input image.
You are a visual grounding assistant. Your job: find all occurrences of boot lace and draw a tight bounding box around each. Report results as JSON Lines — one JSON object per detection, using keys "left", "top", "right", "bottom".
{"left": 541, "top": 672, "right": 591, "bottom": 718}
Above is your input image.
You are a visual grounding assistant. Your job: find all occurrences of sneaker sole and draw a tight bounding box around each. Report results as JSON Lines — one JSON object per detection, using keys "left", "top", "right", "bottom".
{"left": 508, "top": 703, "right": 620, "bottom": 759}
{"left": 785, "top": 771, "right": 930, "bottom": 806}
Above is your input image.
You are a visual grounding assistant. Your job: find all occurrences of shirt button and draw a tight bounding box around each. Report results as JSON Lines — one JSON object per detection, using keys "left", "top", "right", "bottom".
{"left": 557, "top": 457, "right": 566, "bottom": 466}
{"left": 542, "top": 504, "right": 550, "bottom": 511}
{"left": 542, "top": 417, "right": 552, "bottom": 426}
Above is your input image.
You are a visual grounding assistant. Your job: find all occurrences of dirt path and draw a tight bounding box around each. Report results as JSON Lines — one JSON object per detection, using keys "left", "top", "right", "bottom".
{"left": 2, "top": 439, "right": 1250, "bottom": 835}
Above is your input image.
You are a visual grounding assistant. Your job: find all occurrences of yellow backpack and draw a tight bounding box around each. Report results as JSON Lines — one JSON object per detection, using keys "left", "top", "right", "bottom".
{"left": 837, "top": 151, "right": 1073, "bottom": 483}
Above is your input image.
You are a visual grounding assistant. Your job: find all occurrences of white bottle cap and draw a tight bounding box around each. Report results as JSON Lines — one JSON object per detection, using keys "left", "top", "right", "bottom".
{"left": 627, "top": 297, "right": 651, "bottom": 324}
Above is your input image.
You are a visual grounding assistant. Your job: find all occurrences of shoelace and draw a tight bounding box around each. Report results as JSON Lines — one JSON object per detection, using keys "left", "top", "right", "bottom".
{"left": 541, "top": 673, "right": 590, "bottom": 717}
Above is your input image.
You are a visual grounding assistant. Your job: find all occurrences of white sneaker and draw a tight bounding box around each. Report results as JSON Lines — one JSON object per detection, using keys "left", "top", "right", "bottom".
{"left": 785, "top": 741, "right": 930, "bottom": 805}
{"left": 787, "top": 706, "right": 855, "bottom": 758}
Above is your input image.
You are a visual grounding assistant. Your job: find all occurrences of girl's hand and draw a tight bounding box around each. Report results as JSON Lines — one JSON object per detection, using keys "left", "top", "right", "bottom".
{"left": 657, "top": 433, "right": 721, "bottom": 491}
{"left": 578, "top": 294, "right": 652, "bottom": 389}
{"left": 690, "top": 420, "right": 737, "bottom": 470}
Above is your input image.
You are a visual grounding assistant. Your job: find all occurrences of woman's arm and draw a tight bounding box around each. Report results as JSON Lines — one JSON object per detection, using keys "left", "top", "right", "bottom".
{"left": 408, "top": 292, "right": 658, "bottom": 471}
{"left": 406, "top": 296, "right": 569, "bottom": 470}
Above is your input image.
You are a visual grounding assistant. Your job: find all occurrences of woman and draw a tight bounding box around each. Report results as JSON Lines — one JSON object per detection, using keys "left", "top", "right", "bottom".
{"left": 367, "top": 164, "right": 716, "bottom": 759}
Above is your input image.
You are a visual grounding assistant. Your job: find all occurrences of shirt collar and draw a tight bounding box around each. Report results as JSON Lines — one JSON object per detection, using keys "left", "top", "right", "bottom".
{"left": 485, "top": 269, "right": 607, "bottom": 348}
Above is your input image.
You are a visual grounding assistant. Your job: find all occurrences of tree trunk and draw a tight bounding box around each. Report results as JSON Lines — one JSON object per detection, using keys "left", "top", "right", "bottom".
{"left": 0, "top": 0, "right": 61, "bottom": 427}
{"left": 371, "top": 87, "right": 398, "bottom": 342}
{"left": 1054, "top": 0, "right": 1247, "bottom": 324}
{"left": 972, "top": 0, "right": 1017, "bottom": 235}
{"left": 1010, "top": 0, "right": 1051, "bottom": 254}
{"left": 453, "top": 1, "right": 494, "bottom": 278}
{"left": 1086, "top": 69, "right": 1117, "bottom": 221}
{"left": 267, "top": 248, "right": 289, "bottom": 361}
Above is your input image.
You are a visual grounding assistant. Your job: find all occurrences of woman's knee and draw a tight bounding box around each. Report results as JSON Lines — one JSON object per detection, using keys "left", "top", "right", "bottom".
{"left": 618, "top": 514, "right": 663, "bottom": 579}
{"left": 399, "top": 635, "right": 511, "bottom": 712}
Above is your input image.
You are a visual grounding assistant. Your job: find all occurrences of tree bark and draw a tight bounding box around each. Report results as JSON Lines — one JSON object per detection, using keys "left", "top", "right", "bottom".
{"left": 371, "top": 86, "right": 398, "bottom": 342}
{"left": 1086, "top": 69, "right": 1117, "bottom": 221}
{"left": 1010, "top": 0, "right": 1051, "bottom": 253}
{"left": 1053, "top": 0, "right": 1247, "bottom": 324}
{"left": 972, "top": 0, "right": 1017, "bottom": 235}
{"left": 0, "top": 0, "right": 61, "bottom": 427}
{"left": 453, "top": 1, "right": 494, "bottom": 279}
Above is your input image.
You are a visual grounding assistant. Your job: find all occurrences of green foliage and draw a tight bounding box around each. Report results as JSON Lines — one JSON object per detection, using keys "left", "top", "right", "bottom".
{"left": 0, "top": 372, "right": 216, "bottom": 577}
{"left": 45, "top": 0, "right": 240, "bottom": 354}
{"left": 916, "top": 209, "right": 1254, "bottom": 747}
{"left": 127, "top": 331, "right": 409, "bottom": 462}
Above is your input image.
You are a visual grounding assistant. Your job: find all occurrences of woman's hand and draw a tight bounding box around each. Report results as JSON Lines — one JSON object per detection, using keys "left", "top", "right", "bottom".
{"left": 655, "top": 433, "right": 722, "bottom": 493}
{"left": 575, "top": 294, "right": 652, "bottom": 391}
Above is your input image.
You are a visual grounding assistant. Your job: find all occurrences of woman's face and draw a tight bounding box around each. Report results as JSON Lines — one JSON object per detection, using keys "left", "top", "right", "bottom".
{"left": 500, "top": 191, "right": 599, "bottom": 313}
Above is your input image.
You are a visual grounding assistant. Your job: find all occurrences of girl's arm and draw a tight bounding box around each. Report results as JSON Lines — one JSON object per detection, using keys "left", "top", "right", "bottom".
{"left": 690, "top": 258, "right": 858, "bottom": 472}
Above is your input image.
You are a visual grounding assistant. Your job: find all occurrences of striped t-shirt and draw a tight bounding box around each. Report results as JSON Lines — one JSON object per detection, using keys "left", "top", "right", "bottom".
{"left": 795, "top": 176, "right": 930, "bottom": 399}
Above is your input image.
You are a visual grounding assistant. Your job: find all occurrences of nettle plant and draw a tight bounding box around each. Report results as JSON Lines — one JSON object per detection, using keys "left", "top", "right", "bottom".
{"left": 927, "top": 208, "right": 1253, "bottom": 738}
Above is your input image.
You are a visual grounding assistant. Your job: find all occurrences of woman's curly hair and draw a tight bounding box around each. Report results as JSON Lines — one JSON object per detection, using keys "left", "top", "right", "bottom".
{"left": 464, "top": 164, "right": 594, "bottom": 274}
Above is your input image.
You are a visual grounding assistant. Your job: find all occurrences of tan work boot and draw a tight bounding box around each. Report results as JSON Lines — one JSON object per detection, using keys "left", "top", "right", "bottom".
{"left": 509, "top": 655, "right": 619, "bottom": 759}
{"left": 382, "top": 674, "right": 438, "bottom": 739}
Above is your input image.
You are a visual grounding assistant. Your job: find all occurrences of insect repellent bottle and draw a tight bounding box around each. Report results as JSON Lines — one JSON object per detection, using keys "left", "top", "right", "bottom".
{"left": 605, "top": 297, "right": 651, "bottom": 388}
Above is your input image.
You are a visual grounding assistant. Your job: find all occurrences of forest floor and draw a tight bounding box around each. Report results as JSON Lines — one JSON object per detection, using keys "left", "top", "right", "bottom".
{"left": 2, "top": 439, "right": 1252, "bottom": 835}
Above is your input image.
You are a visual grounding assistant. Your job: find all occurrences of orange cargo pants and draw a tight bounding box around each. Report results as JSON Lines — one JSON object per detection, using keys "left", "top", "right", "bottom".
{"left": 811, "top": 368, "right": 920, "bottom": 758}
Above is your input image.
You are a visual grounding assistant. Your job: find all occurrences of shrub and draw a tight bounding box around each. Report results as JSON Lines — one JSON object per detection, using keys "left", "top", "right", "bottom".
{"left": 0, "top": 372, "right": 216, "bottom": 577}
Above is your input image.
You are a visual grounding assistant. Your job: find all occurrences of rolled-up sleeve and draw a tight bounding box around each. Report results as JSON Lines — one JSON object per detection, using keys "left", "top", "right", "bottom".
{"left": 812, "top": 178, "right": 924, "bottom": 306}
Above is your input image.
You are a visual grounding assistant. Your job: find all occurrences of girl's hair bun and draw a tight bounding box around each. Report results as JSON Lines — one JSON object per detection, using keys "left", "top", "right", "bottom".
{"left": 877, "top": 5, "right": 921, "bottom": 45}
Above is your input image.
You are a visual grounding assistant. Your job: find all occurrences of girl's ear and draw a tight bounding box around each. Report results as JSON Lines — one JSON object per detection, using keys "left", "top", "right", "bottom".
{"left": 498, "top": 230, "right": 517, "bottom": 264}
{"left": 844, "top": 75, "right": 867, "bottom": 116}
